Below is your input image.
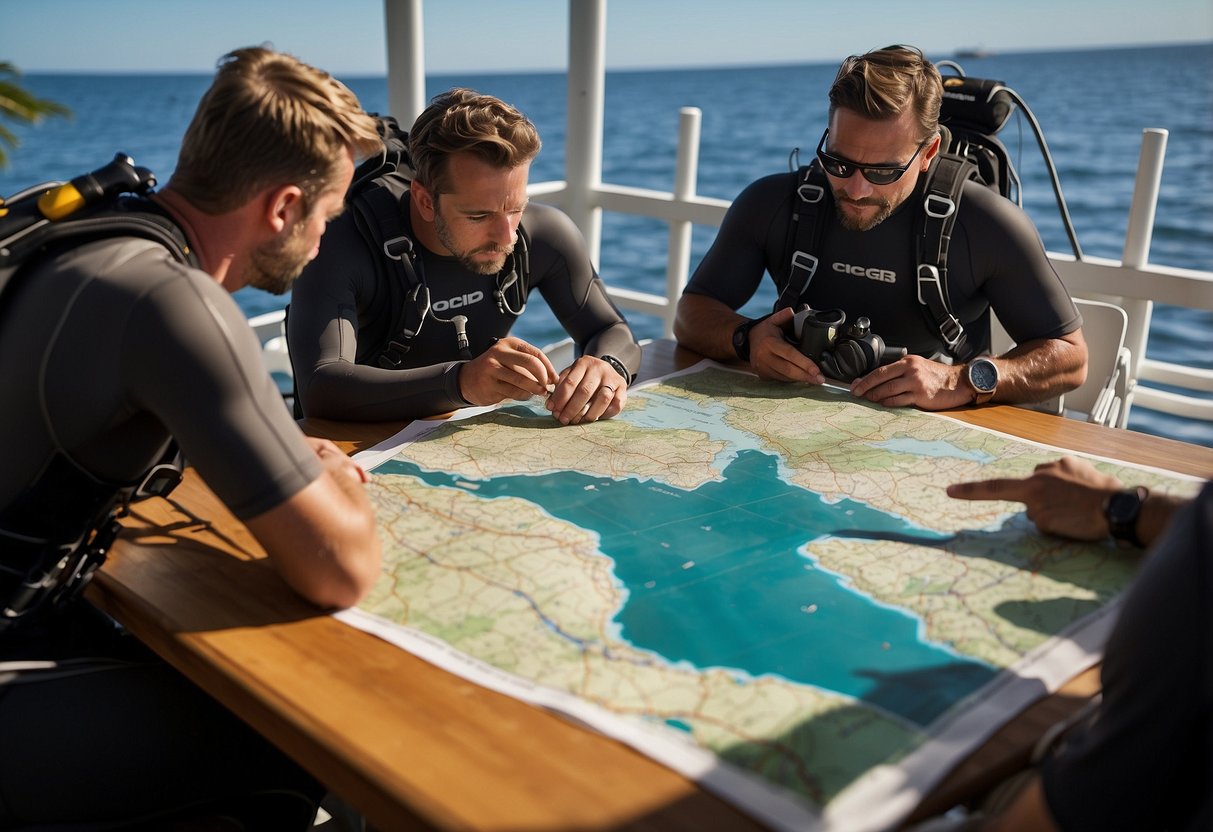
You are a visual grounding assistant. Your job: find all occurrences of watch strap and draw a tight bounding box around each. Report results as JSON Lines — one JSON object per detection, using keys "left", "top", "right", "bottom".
{"left": 732, "top": 318, "right": 756, "bottom": 362}
{"left": 599, "top": 354, "right": 633, "bottom": 387}
{"left": 1104, "top": 485, "right": 1150, "bottom": 547}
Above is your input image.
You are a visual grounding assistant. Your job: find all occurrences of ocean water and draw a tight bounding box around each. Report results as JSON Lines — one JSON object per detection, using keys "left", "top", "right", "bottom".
{"left": 3, "top": 43, "right": 1210, "bottom": 445}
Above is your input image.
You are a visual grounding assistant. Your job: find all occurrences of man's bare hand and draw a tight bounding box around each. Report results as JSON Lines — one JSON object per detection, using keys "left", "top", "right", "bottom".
{"left": 458, "top": 337, "right": 559, "bottom": 406}
{"left": 305, "top": 436, "right": 370, "bottom": 485}
{"left": 947, "top": 456, "right": 1122, "bottom": 540}
{"left": 748, "top": 307, "right": 825, "bottom": 384}
{"left": 548, "top": 355, "right": 627, "bottom": 424}
{"left": 849, "top": 355, "right": 968, "bottom": 410}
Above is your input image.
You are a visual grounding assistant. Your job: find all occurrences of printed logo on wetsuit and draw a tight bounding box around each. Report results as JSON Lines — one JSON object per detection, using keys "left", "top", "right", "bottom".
{"left": 832, "top": 262, "right": 896, "bottom": 283}
{"left": 432, "top": 290, "right": 485, "bottom": 312}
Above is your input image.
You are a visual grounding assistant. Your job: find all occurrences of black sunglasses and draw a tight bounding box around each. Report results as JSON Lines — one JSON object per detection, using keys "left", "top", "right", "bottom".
{"left": 815, "top": 129, "right": 930, "bottom": 185}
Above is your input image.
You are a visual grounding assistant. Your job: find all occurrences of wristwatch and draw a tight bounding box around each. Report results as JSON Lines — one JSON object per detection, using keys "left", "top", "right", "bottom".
{"left": 965, "top": 357, "right": 999, "bottom": 405}
{"left": 732, "top": 318, "right": 758, "bottom": 362}
{"left": 599, "top": 354, "right": 633, "bottom": 386}
{"left": 1103, "top": 485, "right": 1150, "bottom": 547}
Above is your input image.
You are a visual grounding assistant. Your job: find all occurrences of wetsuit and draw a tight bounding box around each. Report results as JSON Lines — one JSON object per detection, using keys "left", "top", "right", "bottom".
{"left": 684, "top": 170, "right": 1081, "bottom": 358}
{"left": 0, "top": 236, "right": 323, "bottom": 829}
{"left": 1041, "top": 480, "right": 1213, "bottom": 831}
{"left": 287, "top": 196, "right": 642, "bottom": 421}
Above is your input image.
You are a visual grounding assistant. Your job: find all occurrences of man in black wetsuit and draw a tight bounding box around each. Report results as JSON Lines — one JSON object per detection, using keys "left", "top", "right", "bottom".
{"left": 0, "top": 47, "right": 383, "bottom": 829}
{"left": 288, "top": 88, "right": 642, "bottom": 425}
{"left": 675, "top": 45, "right": 1088, "bottom": 411}
{"left": 948, "top": 458, "right": 1210, "bottom": 831}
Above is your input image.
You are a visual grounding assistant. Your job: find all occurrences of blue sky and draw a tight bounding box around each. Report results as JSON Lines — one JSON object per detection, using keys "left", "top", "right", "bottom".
{"left": 2, "top": 0, "right": 1210, "bottom": 75}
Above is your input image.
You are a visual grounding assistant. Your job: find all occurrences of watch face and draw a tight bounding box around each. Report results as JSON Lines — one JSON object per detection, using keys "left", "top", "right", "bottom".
{"left": 1106, "top": 490, "right": 1142, "bottom": 523}
{"left": 969, "top": 359, "right": 998, "bottom": 393}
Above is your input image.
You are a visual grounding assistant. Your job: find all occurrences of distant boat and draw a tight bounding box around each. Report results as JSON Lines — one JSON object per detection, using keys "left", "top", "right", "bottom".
{"left": 955, "top": 48, "right": 993, "bottom": 58}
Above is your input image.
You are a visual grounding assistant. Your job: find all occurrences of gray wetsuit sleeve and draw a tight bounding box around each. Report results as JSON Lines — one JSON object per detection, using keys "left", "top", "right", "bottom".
{"left": 120, "top": 256, "right": 322, "bottom": 520}
{"left": 287, "top": 214, "right": 466, "bottom": 421}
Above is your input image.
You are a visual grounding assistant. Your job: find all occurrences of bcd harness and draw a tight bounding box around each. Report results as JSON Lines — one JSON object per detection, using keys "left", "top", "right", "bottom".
{"left": 343, "top": 115, "right": 533, "bottom": 371}
{"left": 0, "top": 154, "right": 196, "bottom": 635}
{"left": 774, "top": 66, "right": 1085, "bottom": 365}
{"left": 775, "top": 142, "right": 981, "bottom": 363}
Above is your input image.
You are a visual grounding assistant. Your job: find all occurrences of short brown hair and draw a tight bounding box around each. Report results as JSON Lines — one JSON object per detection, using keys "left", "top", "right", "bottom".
{"left": 408, "top": 88, "right": 541, "bottom": 195}
{"left": 828, "top": 45, "right": 942, "bottom": 142}
{"left": 171, "top": 46, "right": 382, "bottom": 213}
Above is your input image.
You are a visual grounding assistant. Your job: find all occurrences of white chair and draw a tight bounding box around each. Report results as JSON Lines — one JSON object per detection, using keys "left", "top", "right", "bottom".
{"left": 1063, "top": 298, "right": 1132, "bottom": 428}
{"left": 989, "top": 297, "right": 1132, "bottom": 429}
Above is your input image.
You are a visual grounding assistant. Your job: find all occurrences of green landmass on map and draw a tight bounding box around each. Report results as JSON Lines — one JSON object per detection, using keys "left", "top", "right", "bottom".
{"left": 356, "top": 366, "right": 1200, "bottom": 812}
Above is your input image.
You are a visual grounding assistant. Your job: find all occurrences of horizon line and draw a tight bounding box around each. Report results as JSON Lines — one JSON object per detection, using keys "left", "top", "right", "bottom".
{"left": 13, "top": 38, "right": 1211, "bottom": 78}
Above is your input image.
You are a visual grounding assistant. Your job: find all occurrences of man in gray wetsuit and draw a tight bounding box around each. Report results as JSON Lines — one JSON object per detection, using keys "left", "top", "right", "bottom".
{"left": 0, "top": 47, "right": 383, "bottom": 830}
{"left": 288, "top": 88, "right": 642, "bottom": 425}
{"left": 675, "top": 45, "right": 1088, "bottom": 411}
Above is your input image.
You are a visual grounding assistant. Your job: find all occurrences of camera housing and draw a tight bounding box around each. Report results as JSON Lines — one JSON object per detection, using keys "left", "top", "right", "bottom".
{"left": 790, "top": 305, "right": 907, "bottom": 382}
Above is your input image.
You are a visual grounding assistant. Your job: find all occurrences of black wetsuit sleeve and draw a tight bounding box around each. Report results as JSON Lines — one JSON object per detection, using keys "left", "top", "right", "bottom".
{"left": 525, "top": 204, "right": 641, "bottom": 379}
{"left": 951, "top": 185, "right": 1081, "bottom": 344}
{"left": 683, "top": 173, "right": 793, "bottom": 310}
{"left": 1041, "top": 482, "right": 1213, "bottom": 832}
{"left": 287, "top": 213, "right": 466, "bottom": 421}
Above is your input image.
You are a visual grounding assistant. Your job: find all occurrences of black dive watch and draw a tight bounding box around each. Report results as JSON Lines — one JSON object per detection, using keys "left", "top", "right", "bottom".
{"left": 1104, "top": 486, "right": 1149, "bottom": 547}
{"left": 732, "top": 318, "right": 758, "bottom": 362}
{"left": 599, "top": 354, "right": 633, "bottom": 386}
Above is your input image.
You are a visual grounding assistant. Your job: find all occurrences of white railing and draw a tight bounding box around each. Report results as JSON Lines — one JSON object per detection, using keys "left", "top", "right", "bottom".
{"left": 366, "top": 0, "right": 1213, "bottom": 430}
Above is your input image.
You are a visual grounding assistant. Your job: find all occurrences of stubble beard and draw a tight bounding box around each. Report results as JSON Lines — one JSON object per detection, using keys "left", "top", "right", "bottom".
{"left": 434, "top": 210, "right": 513, "bottom": 276}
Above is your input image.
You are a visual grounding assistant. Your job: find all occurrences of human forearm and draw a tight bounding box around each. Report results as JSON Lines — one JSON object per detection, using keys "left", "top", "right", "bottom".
{"left": 582, "top": 321, "right": 642, "bottom": 380}
{"left": 992, "top": 331, "right": 1088, "bottom": 404}
{"left": 299, "top": 360, "right": 465, "bottom": 421}
{"left": 248, "top": 464, "right": 381, "bottom": 610}
{"left": 673, "top": 293, "right": 750, "bottom": 360}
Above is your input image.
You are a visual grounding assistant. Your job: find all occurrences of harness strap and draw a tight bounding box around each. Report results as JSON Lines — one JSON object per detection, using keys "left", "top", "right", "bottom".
{"left": 777, "top": 162, "right": 829, "bottom": 312}
{"left": 916, "top": 153, "right": 977, "bottom": 361}
{"left": 349, "top": 181, "right": 428, "bottom": 369}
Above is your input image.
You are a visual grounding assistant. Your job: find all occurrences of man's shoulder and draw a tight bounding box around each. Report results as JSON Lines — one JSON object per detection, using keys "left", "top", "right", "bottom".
{"left": 521, "top": 201, "right": 577, "bottom": 234}
{"left": 738, "top": 170, "right": 799, "bottom": 199}
{"left": 520, "top": 201, "right": 588, "bottom": 254}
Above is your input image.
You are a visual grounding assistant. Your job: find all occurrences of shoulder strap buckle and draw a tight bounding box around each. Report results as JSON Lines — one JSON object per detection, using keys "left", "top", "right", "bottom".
{"left": 917, "top": 264, "right": 966, "bottom": 350}
{"left": 923, "top": 192, "right": 958, "bottom": 219}
{"left": 383, "top": 235, "right": 414, "bottom": 261}
{"left": 796, "top": 182, "right": 825, "bottom": 204}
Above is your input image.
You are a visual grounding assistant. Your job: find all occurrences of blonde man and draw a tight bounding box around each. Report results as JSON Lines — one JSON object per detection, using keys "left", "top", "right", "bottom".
{"left": 0, "top": 47, "right": 382, "bottom": 829}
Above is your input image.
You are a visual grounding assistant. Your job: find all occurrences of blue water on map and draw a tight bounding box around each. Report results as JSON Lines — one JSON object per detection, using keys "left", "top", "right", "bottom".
{"left": 377, "top": 445, "right": 999, "bottom": 728}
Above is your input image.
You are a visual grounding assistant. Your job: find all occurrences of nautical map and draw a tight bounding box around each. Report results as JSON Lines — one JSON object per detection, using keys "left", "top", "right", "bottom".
{"left": 340, "top": 362, "right": 1201, "bottom": 831}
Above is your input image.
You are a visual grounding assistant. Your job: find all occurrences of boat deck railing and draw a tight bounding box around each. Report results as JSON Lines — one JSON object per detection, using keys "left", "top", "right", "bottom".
{"left": 522, "top": 102, "right": 1213, "bottom": 428}
{"left": 266, "top": 0, "right": 1207, "bottom": 435}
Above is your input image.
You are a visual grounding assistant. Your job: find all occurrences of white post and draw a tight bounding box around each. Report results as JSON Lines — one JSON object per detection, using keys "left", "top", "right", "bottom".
{"left": 663, "top": 107, "right": 702, "bottom": 336}
{"left": 565, "top": 0, "right": 607, "bottom": 265}
{"left": 1119, "top": 128, "right": 1168, "bottom": 385}
{"left": 384, "top": 0, "right": 427, "bottom": 127}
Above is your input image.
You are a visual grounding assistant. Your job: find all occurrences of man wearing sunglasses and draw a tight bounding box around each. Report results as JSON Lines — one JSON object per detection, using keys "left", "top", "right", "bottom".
{"left": 289, "top": 88, "right": 641, "bottom": 425}
{"left": 674, "top": 45, "right": 1087, "bottom": 411}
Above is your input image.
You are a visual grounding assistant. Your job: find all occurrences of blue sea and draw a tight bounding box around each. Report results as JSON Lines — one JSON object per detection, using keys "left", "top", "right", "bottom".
{"left": 3, "top": 43, "right": 1211, "bottom": 445}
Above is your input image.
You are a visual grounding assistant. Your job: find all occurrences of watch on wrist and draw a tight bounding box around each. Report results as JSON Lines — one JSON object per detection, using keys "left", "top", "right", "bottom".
{"left": 965, "top": 357, "right": 999, "bottom": 405}
{"left": 1103, "top": 485, "right": 1150, "bottom": 547}
{"left": 732, "top": 318, "right": 757, "bottom": 362}
{"left": 599, "top": 354, "right": 633, "bottom": 386}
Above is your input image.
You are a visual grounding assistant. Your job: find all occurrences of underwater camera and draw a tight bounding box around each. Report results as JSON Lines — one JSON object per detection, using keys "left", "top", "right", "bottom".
{"left": 790, "top": 306, "right": 907, "bottom": 382}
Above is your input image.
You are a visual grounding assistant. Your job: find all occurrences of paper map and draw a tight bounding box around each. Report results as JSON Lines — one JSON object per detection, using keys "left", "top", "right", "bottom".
{"left": 340, "top": 362, "right": 1200, "bottom": 831}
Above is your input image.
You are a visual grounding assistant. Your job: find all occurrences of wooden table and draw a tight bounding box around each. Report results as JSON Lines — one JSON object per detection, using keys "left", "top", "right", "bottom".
{"left": 89, "top": 340, "right": 1213, "bottom": 830}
